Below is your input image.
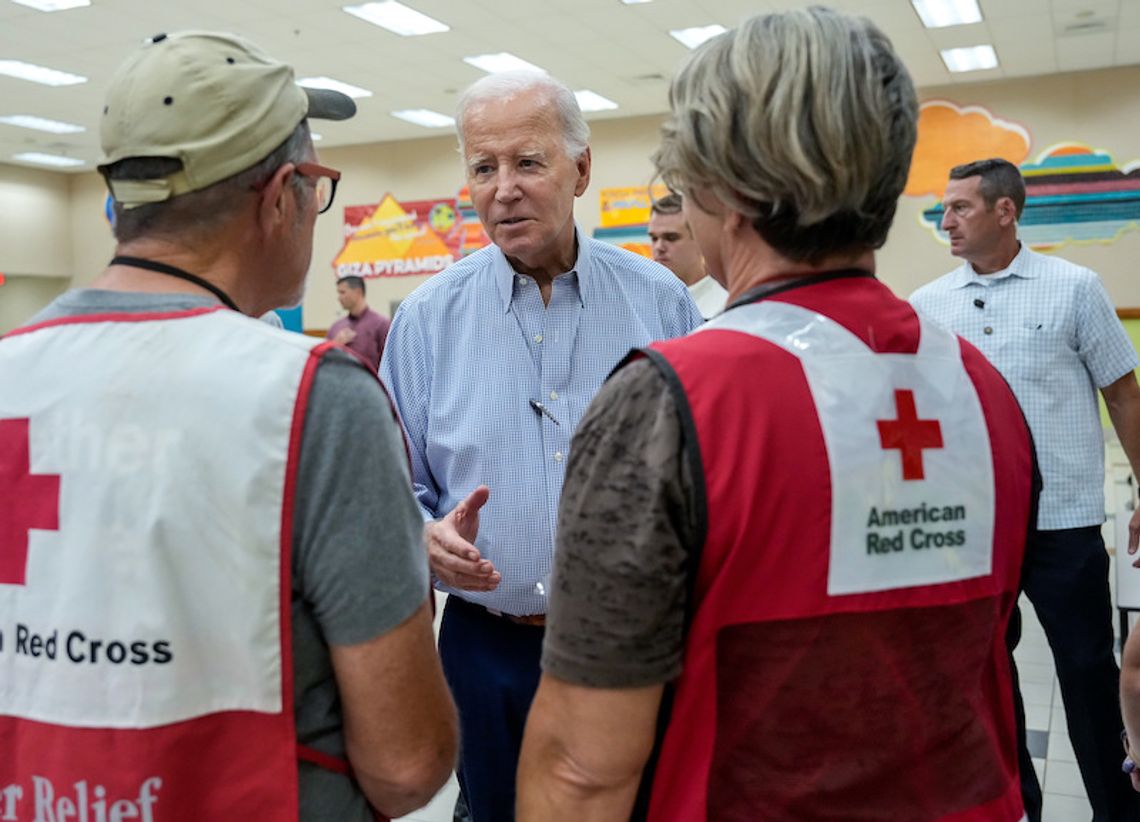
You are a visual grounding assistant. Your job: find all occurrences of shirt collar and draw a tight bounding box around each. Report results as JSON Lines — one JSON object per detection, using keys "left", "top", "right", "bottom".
{"left": 950, "top": 242, "right": 1037, "bottom": 289}
{"left": 492, "top": 224, "right": 588, "bottom": 313}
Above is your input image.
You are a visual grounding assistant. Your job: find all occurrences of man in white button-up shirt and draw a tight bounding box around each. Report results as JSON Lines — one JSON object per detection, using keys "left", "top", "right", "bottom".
{"left": 912, "top": 158, "right": 1140, "bottom": 822}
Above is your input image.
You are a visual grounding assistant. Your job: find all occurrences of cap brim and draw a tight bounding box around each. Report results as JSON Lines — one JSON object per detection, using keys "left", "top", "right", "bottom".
{"left": 304, "top": 87, "right": 356, "bottom": 121}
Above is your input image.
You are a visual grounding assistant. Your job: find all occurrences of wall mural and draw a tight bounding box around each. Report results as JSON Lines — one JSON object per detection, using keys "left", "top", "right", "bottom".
{"left": 333, "top": 187, "right": 489, "bottom": 279}
{"left": 910, "top": 100, "right": 1140, "bottom": 249}
{"left": 591, "top": 184, "right": 669, "bottom": 258}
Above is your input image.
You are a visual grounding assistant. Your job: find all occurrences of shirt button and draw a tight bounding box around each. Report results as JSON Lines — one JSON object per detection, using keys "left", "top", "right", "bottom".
{"left": 517, "top": 275, "right": 527, "bottom": 284}
{"left": 534, "top": 334, "right": 543, "bottom": 344}
{"left": 553, "top": 451, "right": 563, "bottom": 462}
{"left": 984, "top": 326, "right": 993, "bottom": 335}
{"left": 549, "top": 390, "right": 559, "bottom": 401}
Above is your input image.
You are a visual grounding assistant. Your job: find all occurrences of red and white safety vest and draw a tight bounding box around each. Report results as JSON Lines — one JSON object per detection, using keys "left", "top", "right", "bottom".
{"left": 637, "top": 274, "right": 1033, "bottom": 822}
{"left": 0, "top": 306, "right": 362, "bottom": 820}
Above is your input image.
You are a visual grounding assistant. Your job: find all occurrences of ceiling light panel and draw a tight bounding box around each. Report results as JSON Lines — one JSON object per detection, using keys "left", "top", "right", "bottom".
{"left": 911, "top": 0, "right": 982, "bottom": 29}
{"left": 392, "top": 108, "right": 455, "bottom": 128}
{"left": 343, "top": 2, "right": 449, "bottom": 36}
{"left": 13, "top": 152, "right": 84, "bottom": 167}
{"left": 574, "top": 90, "right": 618, "bottom": 112}
{"left": 463, "top": 52, "right": 546, "bottom": 74}
{"left": 940, "top": 45, "right": 998, "bottom": 72}
{"left": 9, "top": 0, "right": 90, "bottom": 10}
{"left": 297, "top": 76, "right": 373, "bottom": 98}
{"left": 669, "top": 25, "right": 727, "bottom": 50}
{"left": 0, "top": 59, "right": 86, "bottom": 86}
{"left": 0, "top": 114, "right": 85, "bottom": 133}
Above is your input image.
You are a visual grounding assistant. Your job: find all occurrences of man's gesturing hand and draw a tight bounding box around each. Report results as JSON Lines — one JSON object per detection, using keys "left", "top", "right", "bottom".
{"left": 426, "top": 486, "right": 501, "bottom": 591}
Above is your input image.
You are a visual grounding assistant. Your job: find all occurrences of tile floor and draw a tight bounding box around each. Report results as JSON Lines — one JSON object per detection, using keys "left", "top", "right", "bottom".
{"left": 1015, "top": 591, "right": 1099, "bottom": 822}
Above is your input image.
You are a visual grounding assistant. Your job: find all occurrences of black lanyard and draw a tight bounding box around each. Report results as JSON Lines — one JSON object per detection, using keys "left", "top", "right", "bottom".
{"left": 729, "top": 268, "right": 876, "bottom": 310}
{"left": 110, "top": 255, "right": 240, "bottom": 312}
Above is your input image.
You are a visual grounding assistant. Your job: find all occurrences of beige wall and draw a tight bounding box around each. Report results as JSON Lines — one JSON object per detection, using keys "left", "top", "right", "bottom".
{"left": 0, "top": 163, "right": 74, "bottom": 333}
{"left": 0, "top": 276, "right": 69, "bottom": 335}
{"left": 12, "top": 65, "right": 1140, "bottom": 332}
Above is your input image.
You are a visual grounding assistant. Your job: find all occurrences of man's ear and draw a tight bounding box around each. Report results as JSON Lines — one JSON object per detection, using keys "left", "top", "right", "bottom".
{"left": 257, "top": 162, "right": 296, "bottom": 234}
{"left": 573, "top": 146, "right": 591, "bottom": 198}
{"left": 996, "top": 196, "right": 1017, "bottom": 226}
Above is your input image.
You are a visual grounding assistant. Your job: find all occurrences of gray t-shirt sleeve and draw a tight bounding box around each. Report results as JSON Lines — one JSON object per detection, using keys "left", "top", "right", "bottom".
{"left": 542, "top": 357, "right": 699, "bottom": 688}
{"left": 293, "top": 350, "right": 429, "bottom": 646}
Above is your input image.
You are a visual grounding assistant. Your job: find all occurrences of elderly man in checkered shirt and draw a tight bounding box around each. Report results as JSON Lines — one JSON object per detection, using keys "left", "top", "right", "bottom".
{"left": 911, "top": 157, "right": 1140, "bottom": 822}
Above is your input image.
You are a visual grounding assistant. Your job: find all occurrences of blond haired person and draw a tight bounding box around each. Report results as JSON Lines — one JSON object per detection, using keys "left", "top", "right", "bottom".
{"left": 519, "top": 8, "right": 1036, "bottom": 821}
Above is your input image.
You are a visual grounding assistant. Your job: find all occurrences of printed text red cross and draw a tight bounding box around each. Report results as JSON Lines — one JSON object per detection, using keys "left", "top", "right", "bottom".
{"left": 877, "top": 390, "right": 943, "bottom": 481}
{"left": 0, "top": 418, "right": 60, "bottom": 585}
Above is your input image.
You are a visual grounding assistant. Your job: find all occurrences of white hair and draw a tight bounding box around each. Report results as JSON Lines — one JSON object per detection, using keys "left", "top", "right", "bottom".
{"left": 455, "top": 70, "right": 589, "bottom": 159}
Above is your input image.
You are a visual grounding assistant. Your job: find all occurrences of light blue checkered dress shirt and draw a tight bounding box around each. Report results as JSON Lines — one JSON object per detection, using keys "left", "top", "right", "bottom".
{"left": 911, "top": 244, "right": 1138, "bottom": 529}
{"left": 380, "top": 228, "right": 703, "bottom": 614}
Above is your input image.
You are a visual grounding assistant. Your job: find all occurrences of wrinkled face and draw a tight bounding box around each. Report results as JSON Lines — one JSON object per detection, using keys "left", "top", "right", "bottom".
{"left": 462, "top": 90, "right": 590, "bottom": 273}
{"left": 940, "top": 176, "right": 1007, "bottom": 264}
{"left": 648, "top": 210, "right": 705, "bottom": 283}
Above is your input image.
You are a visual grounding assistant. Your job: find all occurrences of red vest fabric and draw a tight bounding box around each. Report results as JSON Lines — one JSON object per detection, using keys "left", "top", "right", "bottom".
{"left": 0, "top": 307, "right": 355, "bottom": 820}
{"left": 641, "top": 275, "right": 1032, "bottom": 822}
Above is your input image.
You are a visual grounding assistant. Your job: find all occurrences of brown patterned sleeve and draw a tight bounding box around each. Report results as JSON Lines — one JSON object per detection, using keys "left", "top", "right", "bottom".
{"left": 542, "top": 357, "right": 698, "bottom": 688}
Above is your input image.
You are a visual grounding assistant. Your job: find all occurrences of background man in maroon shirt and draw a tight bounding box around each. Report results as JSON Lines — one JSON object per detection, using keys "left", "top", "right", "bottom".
{"left": 328, "top": 275, "right": 390, "bottom": 370}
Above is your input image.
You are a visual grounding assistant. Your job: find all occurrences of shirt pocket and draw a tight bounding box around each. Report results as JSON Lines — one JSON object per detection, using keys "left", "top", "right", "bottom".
{"left": 1005, "top": 321, "right": 1068, "bottom": 385}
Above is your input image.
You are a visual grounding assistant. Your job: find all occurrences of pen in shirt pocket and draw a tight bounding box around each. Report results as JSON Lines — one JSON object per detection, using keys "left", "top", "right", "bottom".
{"left": 529, "top": 399, "right": 560, "bottom": 425}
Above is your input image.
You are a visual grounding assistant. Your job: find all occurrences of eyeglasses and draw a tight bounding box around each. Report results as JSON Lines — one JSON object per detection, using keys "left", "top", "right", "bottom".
{"left": 295, "top": 161, "right": 341, "bottom": 215}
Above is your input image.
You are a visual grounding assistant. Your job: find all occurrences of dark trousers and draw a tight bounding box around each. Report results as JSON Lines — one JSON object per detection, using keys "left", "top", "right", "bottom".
{"left": 438, "top": 596, "right": 544, "bottom": 822}
{"left": 1009, "top": 526, "right": 1139, "bottom": 822}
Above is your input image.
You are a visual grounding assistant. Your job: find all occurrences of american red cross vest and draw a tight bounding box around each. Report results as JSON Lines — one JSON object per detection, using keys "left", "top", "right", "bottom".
{"left": 0, "top": 306, "right": 349, "bottom": 820}
{"left": 639, "top": 274, "right": 1033, "bottom": 822}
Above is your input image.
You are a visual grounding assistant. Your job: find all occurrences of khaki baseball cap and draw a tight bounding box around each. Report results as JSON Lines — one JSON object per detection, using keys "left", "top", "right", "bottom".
{"left": 99, "top": 31, "right": 356, "bottom": 208}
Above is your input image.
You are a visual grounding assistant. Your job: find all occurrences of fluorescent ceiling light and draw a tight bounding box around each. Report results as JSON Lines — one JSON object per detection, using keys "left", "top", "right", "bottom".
{"left": 940, "top": 45, "right": 998, "bottom": 72}
{"left": 0, "top": 59, "right": 86, "bottom": 86}
{"left": 13, "top": 152, "right": 84, "bottom": 167}
{"left": 463, "top": 52, "right": 546, "bottom": 74}
{"left": 343, "top": 1, "right": 448, "bottom": 35}
{"left": 9, "top": 0, "right": 90, "bottom": 10}
{"left": 311, "top": 132, "right": 324, "bottom": 141}
{"left": 297, "top": 76, "right": 373, "bottom": 98}
{"left": 911, "top": 0, "right": 982, "bottom": 28}
{"left": 574, "top": 90, "right": 618, "bottom": 112}
{"left": 392, "top": 108, "right": 455, "bottom": 128}
{"left": 621, "top": 0, "right": 654, "bottom": 4}
{"left": 0, "top": 114, "right": 85, "bottom": 133}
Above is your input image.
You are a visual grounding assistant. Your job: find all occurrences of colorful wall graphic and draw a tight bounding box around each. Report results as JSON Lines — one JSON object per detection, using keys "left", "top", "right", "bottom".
{"left": 592, "top": 184, "right": 669, "bottom": 258}
{"left": 334, "top": 188, "right": 489, "bottom": 279}
{"left": 921, "top": 145, "right": 1140, "bottom": 248}
{"left": 905, "top": 100, "right": 1030, "bottom": 198}
{"left": 908, "top": 100, "right": 1140, "bottom": 249}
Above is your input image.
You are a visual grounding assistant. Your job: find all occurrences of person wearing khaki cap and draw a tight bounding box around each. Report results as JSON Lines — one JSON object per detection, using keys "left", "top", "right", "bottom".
{"left": 0, "top": 31, "right": 456, "bottom": 821}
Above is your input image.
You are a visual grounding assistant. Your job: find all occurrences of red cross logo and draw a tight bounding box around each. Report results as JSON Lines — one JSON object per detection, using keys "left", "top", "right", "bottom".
{"left": 877, "top": 390, "right": 943, "bottom": 481}
{"left": 0, "top": 418, "right": 60, "bottom": 585}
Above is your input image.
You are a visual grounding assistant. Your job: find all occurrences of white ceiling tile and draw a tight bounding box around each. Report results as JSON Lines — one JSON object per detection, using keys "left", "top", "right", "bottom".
{"left": 1117, "top": 27, "right": 1140, "bottom": 63}
{"left": 980, "top": 0, "right": 1051, "bottom": 18}
{"left": 1122, "top": 1, "right": 1140, "bottom": 28}
{"left": 1056, "top": 30, "right": 1118, "bottom": 70}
